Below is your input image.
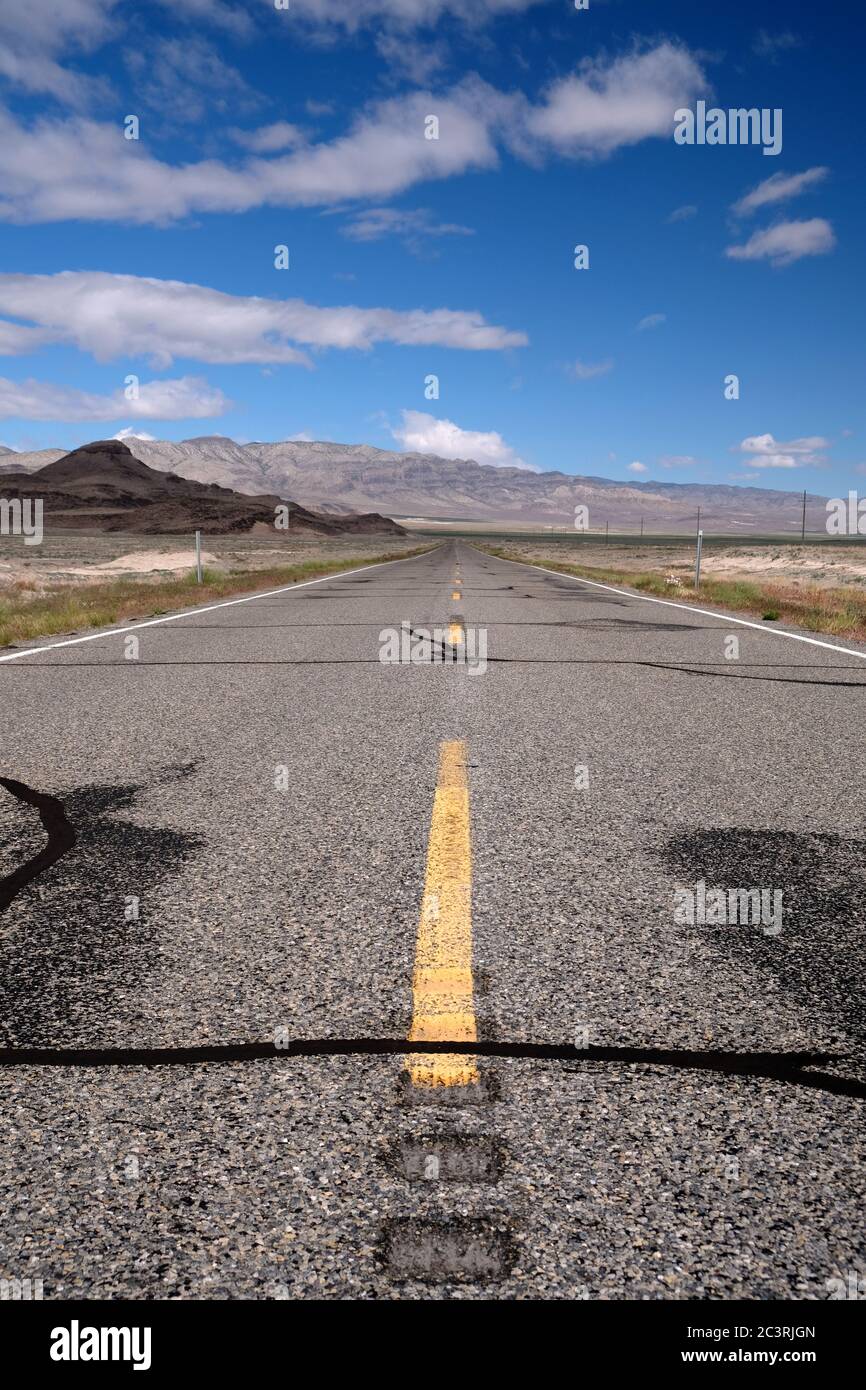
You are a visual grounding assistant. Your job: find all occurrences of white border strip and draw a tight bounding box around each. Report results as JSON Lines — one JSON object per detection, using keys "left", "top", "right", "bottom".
{"left": 480, "top": 546, "right": 866, "bottom": 663}
{"left": 0, "top": 548, "right": 436, "bottom": 664}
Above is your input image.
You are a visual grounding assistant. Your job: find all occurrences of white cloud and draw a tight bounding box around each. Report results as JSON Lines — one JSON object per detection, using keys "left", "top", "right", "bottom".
{"left": 125, "top": 37, "right": 257, "bottom": 126}
{"left": 0, "top": 43, "right": 708, "bottom": 225}
{"left": 376, "top": 33, "right": 449, "bottom": 84}
{"left": 731, "top": 167, "right": 828, "bottom": 217}
{"left": 230, "top": 122, "right": 306, "bottom": 153}
{"left": 569, "top": 358, "right": 613, "bottom": 380}
{"left": 289, "top": 0, "right": 545, "bottom": 30}
{"left": 0, "top": 84, "right": 500, "bottom": 224}
{"left": 0, "top": 0, "right": 118, "bottom": 106}
{"left": 0, "top": 320, "right": 51, "bottom": 354}
{"left": 114, "top": 427, "right": 157, "bottom": 440}
{"left": 636, "top": 313, "right": 666, "bottom": 331}
{"left": 627, "top": 461, "right": 647, "bottom": 474}
{"left": 658, "top": 454, "right": 697, "bottom": 468}
{"left": 0, "top": 375, "right": 231, "bottom": 421}
{"left": 154, "top": 0, "right": 253, "bottom": 40}
{"left": 725, "top": 219, "right": 836, "bottom": 267}
{"left": 736, "top": 433, "right": 829, "bottom": 469}
{"left": 0, "top": 271, "right": 526, "bottom": 367}
{"left": 392, "top": 409, "right": 530, "bottom": 469}
{"left": 526, "top": 43, "right": 706, "bottom": 157}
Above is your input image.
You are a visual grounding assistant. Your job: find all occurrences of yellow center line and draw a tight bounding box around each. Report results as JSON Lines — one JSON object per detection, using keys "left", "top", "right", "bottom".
{"left": 451, "top": 590, "right": 461, "bottom": 601}
{"left": 448, "top": 622, "right": 463, "bottom": 645}
{"left": 407, "top": 739, "right": 478, "bottom": 1087}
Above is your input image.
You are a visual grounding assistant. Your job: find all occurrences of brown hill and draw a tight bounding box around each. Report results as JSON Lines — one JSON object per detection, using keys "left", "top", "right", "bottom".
{"left": 0, "top": 440, "right": 405, "bottom": 536}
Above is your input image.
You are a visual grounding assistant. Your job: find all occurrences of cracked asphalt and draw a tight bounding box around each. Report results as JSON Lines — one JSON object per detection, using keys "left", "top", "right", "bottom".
{"left": 0, "top": 540, "right": 864, "bottom": 1299}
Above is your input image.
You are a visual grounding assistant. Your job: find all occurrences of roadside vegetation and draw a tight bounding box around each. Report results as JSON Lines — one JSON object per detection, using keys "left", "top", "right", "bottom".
{"left": 480, "top": 546, "right": 866, "bottom": 642}
{"left": 0, "top": 546, "right": 435, "bottom": 650}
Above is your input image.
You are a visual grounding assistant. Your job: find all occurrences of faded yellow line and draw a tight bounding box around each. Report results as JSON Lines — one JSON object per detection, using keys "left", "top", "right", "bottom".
{"left": 451, "top": 590, "right": 461, "bottom": 601}
{"left": 448, "top": 622, "right": 463, "bottom": 645}
{"left": 407, "top": 739, "right": 478, "bottom": 1087}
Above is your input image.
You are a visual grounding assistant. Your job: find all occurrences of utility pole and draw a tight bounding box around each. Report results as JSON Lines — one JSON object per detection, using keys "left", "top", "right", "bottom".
{"left": 696, "top": 506, "right": 701, "bottom": 538}
{"left": 195, "top": 529, "right": 202, "bottom": 584}
{"left": 801, "top": 489, "right": 807, "bottom": 542}
{"left": 640, "top": 515, "right": 644, "bottom": 539}
{"left": 695, "top": 529, "right": 703, "bottom": 587}
{"left": 605, "top": 520, "right": 609, "bottom": 547}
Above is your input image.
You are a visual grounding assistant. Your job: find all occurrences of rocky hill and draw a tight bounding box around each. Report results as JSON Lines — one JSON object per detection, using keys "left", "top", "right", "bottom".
{"left": 0, "top": 439, "right": 406, "bottom": 536}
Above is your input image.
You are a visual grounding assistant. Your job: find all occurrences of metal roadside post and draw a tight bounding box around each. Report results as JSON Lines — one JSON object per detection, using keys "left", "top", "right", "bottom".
{"left": 195, "top": 529, "right": 203, "bottom": 584}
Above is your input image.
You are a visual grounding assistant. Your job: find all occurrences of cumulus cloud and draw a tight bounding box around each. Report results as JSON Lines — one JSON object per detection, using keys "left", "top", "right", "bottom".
{"left": 0, "top": 271, "right": 526, "bottom": 367}
{"left": 725, "top": 219, "right": 836, "bottom": 267}
{"left": 392, "top": 409, "right": 530, "bottom": 469}
{"left": 114, "top": 427, "right": 157, "bottom": 440}
{"left": 569, "top": 358, "right": 613, "bottom": 380}
{"left": 526, "top": 43, "right": 707, "bottom": 157}
{"left": 0, "top": 375, "right": 231, "bottom": 421}
{"left": 731, "top": 167, "right": 828, "bottom": 217}
{"left": 627, "top": 461, "right": 647, "bottom": 474}
{"left": 736, "top": 432, "right": 829, "bottom": 469}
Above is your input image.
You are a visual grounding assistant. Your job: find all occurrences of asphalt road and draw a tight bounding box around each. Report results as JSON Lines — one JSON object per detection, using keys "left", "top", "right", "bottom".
{"left": 0, "top": 539, "right": 864, "bottom": 1300}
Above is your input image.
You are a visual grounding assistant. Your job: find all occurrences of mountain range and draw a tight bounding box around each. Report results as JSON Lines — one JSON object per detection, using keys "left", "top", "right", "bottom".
{"left": 0, "top": 435, "right": 831, "bottom": 532}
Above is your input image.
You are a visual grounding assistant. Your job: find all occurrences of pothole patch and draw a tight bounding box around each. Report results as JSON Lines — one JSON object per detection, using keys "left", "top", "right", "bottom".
{"left": 389, "top": 1135, "right": 506, "bottom": 1183}
{"left": 381, "top": 1217, "right": 516, "bottom": 1282}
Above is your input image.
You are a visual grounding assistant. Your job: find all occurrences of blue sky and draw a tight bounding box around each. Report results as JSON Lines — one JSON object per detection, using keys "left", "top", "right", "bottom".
{"left": 0, "top": 0, "right": 862, "bottom": 493}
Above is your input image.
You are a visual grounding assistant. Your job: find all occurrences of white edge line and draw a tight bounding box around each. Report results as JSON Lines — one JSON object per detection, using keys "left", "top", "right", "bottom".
{"left": 0, "top": 545, "right": 441, "bottom": 664}
{"left": 474, "top": 544, "right": 866, "bottom": 663}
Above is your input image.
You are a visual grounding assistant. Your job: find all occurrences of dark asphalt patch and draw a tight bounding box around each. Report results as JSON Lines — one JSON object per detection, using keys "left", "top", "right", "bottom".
{"left": 380, "top": 1217, "right": 516, "bottom": 1282}
{"left": 0, "top": 766, "right": 207, "bottom": 1046}
{"left": 663, "top": 827, "right": 866, "bottom": 1046}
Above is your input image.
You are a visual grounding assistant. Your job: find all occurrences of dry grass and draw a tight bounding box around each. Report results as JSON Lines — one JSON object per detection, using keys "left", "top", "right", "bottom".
{"left": 481, "top": 547, "right": 866, "bottom": 641}
{"left": 0, "top": 546, "right": 435, "bottom": 650}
